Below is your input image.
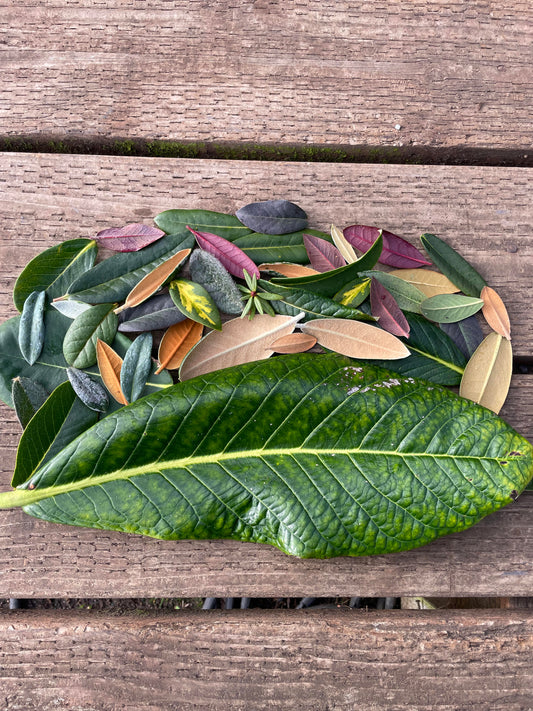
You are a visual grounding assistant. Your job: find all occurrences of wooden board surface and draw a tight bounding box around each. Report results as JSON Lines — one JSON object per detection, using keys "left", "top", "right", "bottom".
{"left": 1, "top": 2, "right": 532, "bottom": 150}
{"left": 1, "top": 609, "right": 532, "bottom": 710}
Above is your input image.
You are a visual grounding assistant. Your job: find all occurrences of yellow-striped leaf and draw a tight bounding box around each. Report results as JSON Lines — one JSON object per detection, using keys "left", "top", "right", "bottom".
{"left": 169, "top": 279, "right": 222, "bottom": 330}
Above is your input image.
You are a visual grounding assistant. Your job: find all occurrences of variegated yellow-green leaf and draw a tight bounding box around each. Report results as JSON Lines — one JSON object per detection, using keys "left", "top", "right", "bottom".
{"left": 169, "top": 279, "right": 222, "bottom": 330}
{"left": 459, "top": 332, "right": 512, "bottom": 414}
{"left": 333, "top": 277, "right": 371, "bottom": 308}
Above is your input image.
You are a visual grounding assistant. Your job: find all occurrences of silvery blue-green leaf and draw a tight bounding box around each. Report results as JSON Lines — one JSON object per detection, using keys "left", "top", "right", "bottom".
{"left": 118, "top": 293, "right": 186, "bottom": 333}
{"left": 236, "top": 200, "right": 307, "bottom": 235}
{"left": 154, "top": 209, "right": 252, "bottom": 240}
{"left": 189, "top": 249, "right": 243, "bottom": 314}
{"left": 63, "top": 303, "right": 118, "bottom": 369}
{"left": 1, "top": 354, "right": 531, "bottom": 559}
{"left": 65, "top": 232, "right": 194, "bottom": 304}
{"left": 262, "top": 280, "right": 375, "bottom": 321}
{"left": 420, "top": 233, "right": 487, "bottom": 297}
{"left": 120, "top": 333, "right": 153, "bottom": 403}
{"left": 421, "top": 294, "right": 484, "bottom": 324}
{"left": 12, "top": 377, "right": 49, "bottom": 429}
{"left": 441, "top": 315, "right": 485, "bottom": 359}
{"left": 362, "top": 271, "right": 425, "bottom": 313}
{"left": 12, "top": 381, "right": 98, "bottom": 487}
{"left": 51, "top": 299, "right": 92, "bottom": 320}
{"left": 67, "top": 367, "right": 109, "bottom": 413}
{"left": 233, "top": 229, "right": 330, "bottom": 264}
{"left": 13, "top": 239, "right": 97, "bottom": 312}
{"left": 18, "top": 290, "right": 46, "bottom": 365}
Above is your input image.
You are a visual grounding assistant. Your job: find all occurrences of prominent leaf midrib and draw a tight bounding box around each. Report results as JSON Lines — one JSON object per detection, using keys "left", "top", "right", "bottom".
{"left": 45, "top": 240, "right": 96, "bottom": 293}
{"left": 406, "top": 344, "right": 465, "bottom": 374}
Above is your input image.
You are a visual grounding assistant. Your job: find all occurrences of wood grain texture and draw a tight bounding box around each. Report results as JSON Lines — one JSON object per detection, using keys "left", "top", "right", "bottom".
{"left": 1, "top": 1, "right": 531, "bottom": 149}
{"left": 1, "top": 609, "right": 532, "bottom": 710}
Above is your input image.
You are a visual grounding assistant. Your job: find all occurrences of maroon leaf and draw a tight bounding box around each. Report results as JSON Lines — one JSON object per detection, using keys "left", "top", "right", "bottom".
{"left": 95, "top": 223, "right": 165, "bottom": 252}
{"left": 343, "top": 225, "right": 431, "bottom": 269}
{"left": 303, "top": 233, "right": 345, "bottom": 272}
{"left": 186, "top": 227, "right": 260, "bottom": 280}
{"left": 370, "top": 278, "right": 410, "bottom": 338}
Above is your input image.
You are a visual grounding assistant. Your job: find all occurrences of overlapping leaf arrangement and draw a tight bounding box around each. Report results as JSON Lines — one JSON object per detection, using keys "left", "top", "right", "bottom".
{"left": 0, "top": 198, "right": 531, "bottom": 557}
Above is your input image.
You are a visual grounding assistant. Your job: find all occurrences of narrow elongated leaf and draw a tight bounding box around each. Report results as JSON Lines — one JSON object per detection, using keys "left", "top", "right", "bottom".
{"left": 331, "top": 224, "right": 356, "bottom": 263}
{"left": 114, "top": 248, "right": 190, "bottom": 314}
{"left": 234, "top": 229, "right": 330, "bottom": 265}
{"left": 118, "top": 293, "right": 186, "bottom": 333}
{"left": 95, "top": 223, "right": 165, "bottom": 252}
{"left": 120, "top": 333, "right": 153, "bottom": 403}
{"left": 96, "top": 339, "right": 127, "bottom": 405}
{"left": 13, "top": 239, "right": 97, "bottom": 311}
{"left": 18, "top": 290, "right": 46, "bottom": 365}
{"left": 63, "top": 303, "right": 118, "bottom": 369}
{"left": 301, "top": 319, "right": 410, "bottom": 360}
{"left": 481, "top": 286, "right": 511, "bottom": 340}
{"left": 259, "top": 263, "right": 318, "bottom": 278}
{"left": 51, "top": 299, "right": 92, "bottom": 320}
{"left": 154, "top": 209, "right": 252, "bottom": 240}
{"left": 67, "top": 367, "right": 109, "bottom": 413}
{"left": 389, "top": 269, "right": 459, "bottom": 298}
{"left": 420, "top": 233, "right": 487, "bottom": 297}
{"left": 421, "top": 294, "right": 484, "bottom": 324}
{"left": 344, "top": 226, "right": 431, "bottom": 268}
{"left": 459, "top": 333, "right": 513, "bottom": 414}
{"left": 303, "top": 233, "right": 345, "bottom": 272}
{"left": 370, "top": 279, "right": 410, "bottom": 337}
{"left": 12, "top": 381, "right": 98, "bottom": 487}
{"left": 187, "top": 227, "right": 259, "bottom": 280}
{"left": 12, "top": 377, "right": 49, "bottom": 429}
{"left": 363, "top": 271, "right": 425, "bottom": 313}
{"left": 236, "top": 200, "right": 307, "bottom": 235}
{"left": 180, "top": 313, "right": 303, "bottom": 380}
{"left": 441, "top": 315, "right": 485, "bottom": 359}
{"left": 169, "top": 279, "right": 222, "bottom": 330}
{"left": 333, "top": 277, "right": 371, "bottom": 308}
{"left": 262, "top": 280, "right": 375, "bottom": 321}
{"left": 269, "top": 332, "right": 317, "bottom": 354}
{"left": 156, "top": 319, "right": 203, "bottom": 373}
{"left": 2, "top": 354, "right": 530, "bottom": 558}
{"left": 65, "top": 232, "right": 195, "bottom": 304}
{"left": 189, "top": 249, "right": 243, "bottom": 314}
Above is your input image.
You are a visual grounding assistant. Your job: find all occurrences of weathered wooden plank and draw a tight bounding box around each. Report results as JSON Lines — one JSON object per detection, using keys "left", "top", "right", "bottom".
{"left": 1, "top": 2, "right": 531, "bottom": 149}
{"left": 1, "top": 609, "right": 532, "bottom": 710}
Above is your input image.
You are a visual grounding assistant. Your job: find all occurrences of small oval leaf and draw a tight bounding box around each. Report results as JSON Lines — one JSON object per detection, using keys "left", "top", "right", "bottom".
{"left": 459, "top": 333, "right": 512, "bottom": 413}
{"left": 169, "top": 279, "right": 222, "bottom": 330}
{"left": 301, "top": 319, "right": 410, "bottom": 360}
{"left": 63, "top": 303, "right": 119, "bottom": 369}
{"left": 344, "top": 226, "right": 431, "bottom": 268}
{"left": 120, "top": 333, "right": 154, "bottom": 403}
{"left": 303, "top": 233, "right": 345, "bottom": 272}
{"left": 420, "top": 233, "right": 487, "bottom": 297}
{"left": 333, "top": 278, "right": 371, "bottom": 308}
{"left": 95, "top": 223, "right": 165, "bottom": 252}
{"left": 421, "top": 294, "right": 484, "bottom": 324}
{"left": 18, "top": 290, "right": 46, "bottom": 365}
{"left": 156, "top": 319, "right": 204, "bottom": 373}
{"left": 96, "top": 339, "right": 127, "bottom": 405}
{"left": 236, "top": 200, "right": 307, "bottom": 235}
{"left": 269, "top": 332, "right": 317, "bottom": 354}
{"left": 66, "top": 367, "right": 109, "bottom": 413}
{"left": 481, "top": 286, "right": 511, "bottom": 340}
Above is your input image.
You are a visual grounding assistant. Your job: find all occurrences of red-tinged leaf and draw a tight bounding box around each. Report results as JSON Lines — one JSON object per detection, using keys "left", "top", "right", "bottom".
{"left": 370, "top": 278, "right": 410, "bottom": 338}
{"left": 186, "top": 227, "right": 260, "bottom": 280}
{"left": 303, "top": 233, "right": 345, "bottom": 272}
{"left": 343, "top": 225, "right": 431, "bottom": 269}
{"left": 95, "top": 223, "right": 165, "bottom": 252}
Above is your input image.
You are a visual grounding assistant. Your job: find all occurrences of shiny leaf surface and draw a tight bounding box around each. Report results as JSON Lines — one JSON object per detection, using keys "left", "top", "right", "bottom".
{"left": 63, "top": 303, "right": 118, "bottom": 369}
{"left": 154, "top": 209, "right": 252, "bottom": 240}
{"left": 187, "top": 228, "right": 259, "bottom": 280}
{"left": 234, "top": 229, "right": 330, "bottom": 265}
{"left": 236, "top": 200, "right": 307, "bottom": 235}
{"left": 12, "top": 377, "right": 49, "bottom": 429}
{"left": 420, "top": 233, "right": 487, "bottom": 297}
{"left": 263, "top": 280, "right": 375, "bottom": 321}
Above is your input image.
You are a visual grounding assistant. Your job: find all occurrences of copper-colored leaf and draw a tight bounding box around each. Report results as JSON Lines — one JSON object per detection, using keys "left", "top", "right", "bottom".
{"left": 331, "top": 224, "right": 357, "bottom": 264}
{"left": 459, "top": 332, "right": 512, "bottom": 414}
{"left": 179, "top": 313, "right": 304, "bottom": 380}
{"left": 156, "top": 319, "right": 203, "bottom": 373}
{"left": 114, "top": 248, "right": 191, "bottom": 314}
{"left": 481, "top": 286, "right": 511, "bottom": 340}
{"left": 259, "top": 263, "right": 319, "bottom": 278}
{"left": 301, "top": 319, "right": 410, "bottom": 360}
{"left": 269, "top": 332, "right": 317, "bottom": 354}
{"left": 96, "top": 339, "right": 128, "bottom": 405}
{"left": 389, "top": 269, "right": 460, "bottom": 298}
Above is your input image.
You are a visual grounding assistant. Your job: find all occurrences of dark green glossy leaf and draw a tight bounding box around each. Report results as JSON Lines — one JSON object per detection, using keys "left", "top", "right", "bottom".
{"left": 233, "top": 229, "right": 330, "bottom": 265}
{"left": 12, "top": 381, "right": 98, "bottom": 487}
{"left": 13, "top": 239, "right": 97, "bottom": 312}
{"left": 441, "top": 315, "right": 485, "bottom": 359}
{"left": 362, "top": 271, "right": 425, "bottom": 313}
{"left": 63, "top": 303, "right": 118, "bottom": 369}
{"left": 67, "top": 367, "right": 109, "bottom": 413}
{"left": 421, "top": 294, "right": 484, "bottom": 324}
{"left": 420, "top": 233, "right": 487, "bottom": 297}
{"left": 169, "top": 279, "right": 222, "bottom": 330}
{"left": 12, "top": 377, "right": 49, "bottom": 429}
{"left": 1, "top": 354, "right": 531, "bottom": 558}
{"left": 18, "top": 290, "right": 46, "bottom": 365}
{"left": 118, "top": 293, "right": 186, "bottom": 333}
{"left": 154, "top": 209, "right": 251, "bottom": 240}
{"left": 65, "top": 232, "right": 194, "bottom": 304}
{"left": 120, "top": 333, "right": 153, "bottom": 403}
{"left": 236, "top": 200, "right": 307, "bottom": 235}
{"left": 189, "top": 250, "right": 243, "bottom": 314}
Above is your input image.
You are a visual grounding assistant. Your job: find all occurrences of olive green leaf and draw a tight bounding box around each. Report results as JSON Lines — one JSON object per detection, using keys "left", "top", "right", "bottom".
{"left": 13, "top": 239, "right": 97, "bottom": 312}
{"left": 67, "top": 367, "right": 109, "bottom": 413}
{"left": 12, "top": 377, "right": 49, "bottom": 429}
{"left": 12, "top": 381, "right": 98, "bottom": 487}
{"left": 421, "top": 294, "right": 484, "bottom": 324}
{"left": 420, "top": 233, "right": 487, "bottom": 297}
{"left": 169, "top": 279, "right": 222, "bottom": 330}
{"left": 233, "top": 229, "right": 330, "bottom": 265}
{"left": 154, "top": 209, "right": 252, "bottom": 240}
{"left": 362, "top": 271, "right": 425, "bottom": 313}
{"left": 63, "top": 303, "right": 118, "bottom": 369}
{"left": 262, "top": 280, "right": 374, "bottom": 321}
{"left": 18, "top": 290, "right": 46, "bottom": 365}
{"left": 1, "top": 354, "right": 531, "bottom": 559}
{"left": 120, "top": 333, "right": 153, "bottom": 403}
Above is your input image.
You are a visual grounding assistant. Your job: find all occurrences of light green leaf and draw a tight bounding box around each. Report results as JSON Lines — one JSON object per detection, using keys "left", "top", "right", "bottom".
{"left": 421, "top": 294, "right": 484, "bottom": 324}
{"left": 63, "top": 303, "right": 118, "bottom": 369}
{"left": 18, "top": 290, "right": 46, "bottom": 365}
{"left": 420, "top": 233, "right": 487, "bottom": 297}
{"left": 362, "top": 271, "right": 426, "bottom": 313}
{"left": 154, "top": 209, "right": 252, "bottom": 240}
{"left": 13, "top": 239, "right": 97, "bottom": 312}
{"left": 169, "top": 279, "right": 222, "bottom": 330}
{"left": 0, "top": 354, "right": 531, "bottom": 558}
{"left": 233, "top": 229, "right": 330, "bottom": 265}
{"left": 120, "top": 333, "right": 153, "bottom": 403}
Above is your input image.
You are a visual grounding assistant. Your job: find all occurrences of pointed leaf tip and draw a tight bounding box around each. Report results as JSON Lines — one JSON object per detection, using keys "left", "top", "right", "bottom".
{"left": 481, "top": 286, "right": 511, "bottom": 340}
{"left": 344, "top": 226, "right": 431, "bottom": 268}
{"left": 186, "top": 226, "right": 260, "bottom": 280}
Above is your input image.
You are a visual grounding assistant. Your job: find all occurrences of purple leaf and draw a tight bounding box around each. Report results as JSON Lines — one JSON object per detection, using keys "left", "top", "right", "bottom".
{"left": 343, "top": 225, "right": 431, "bottom": 269}
{"left": 303, "top": 234, "right": 345, "bottom": 272}
{"left": 95, "top": 223, "right": 165, "bottom": 252}
{"left": 186, "top": 227, "right": 260, "bottom": 280}
{"left": 370, "top": 278, "right": 410, "bottom": 338}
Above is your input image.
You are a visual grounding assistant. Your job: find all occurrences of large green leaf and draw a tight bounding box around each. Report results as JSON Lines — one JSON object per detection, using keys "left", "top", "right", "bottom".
{"left": 154, "top": 209, "right": 252, "bottom": 240}
{"left": 0, "top": 354, "right": 531, "bottom": 558}
{"left": 233, "top": 229, "right": 330, "bottom": 264}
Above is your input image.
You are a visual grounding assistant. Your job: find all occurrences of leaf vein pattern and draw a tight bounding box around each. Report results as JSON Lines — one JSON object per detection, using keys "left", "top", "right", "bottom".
{"left": 430, "top": 456, "right": 493, "bottom": 502}
{"left": 358, "top": 385, "right": 429, "bottom": 449}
